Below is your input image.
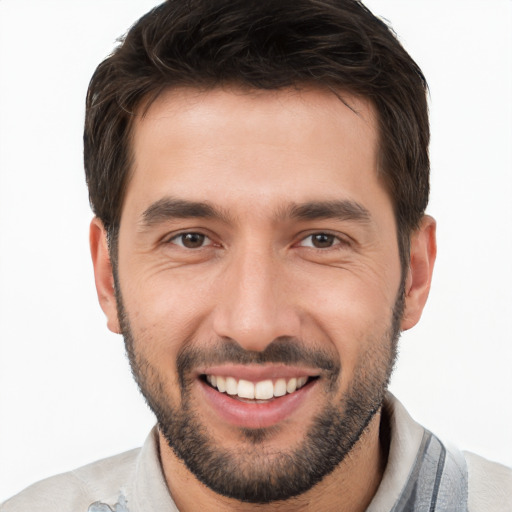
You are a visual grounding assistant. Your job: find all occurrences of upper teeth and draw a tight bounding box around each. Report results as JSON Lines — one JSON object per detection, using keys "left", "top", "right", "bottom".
{"left": 206, "top": 375, "right": 309, "bottom": 400}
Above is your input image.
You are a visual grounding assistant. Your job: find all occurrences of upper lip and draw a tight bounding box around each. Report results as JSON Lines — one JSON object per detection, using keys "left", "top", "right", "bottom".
{"left": 196, "top": 364, "right": 320, "bottom": 381}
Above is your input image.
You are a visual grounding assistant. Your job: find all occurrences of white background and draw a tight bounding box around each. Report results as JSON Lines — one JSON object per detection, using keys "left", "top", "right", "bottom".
{"left": 0, "top": 0, "right": 511, "bottom": 502}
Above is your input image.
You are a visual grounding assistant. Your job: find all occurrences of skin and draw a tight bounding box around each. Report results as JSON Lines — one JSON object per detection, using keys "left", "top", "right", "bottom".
{"left": 90, "top": 86, "right": 436, "bottom": 511}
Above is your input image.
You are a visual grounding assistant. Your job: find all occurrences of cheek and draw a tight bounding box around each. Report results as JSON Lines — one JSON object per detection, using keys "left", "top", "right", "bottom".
{"left": 119, "top": 278, "right": 203, "bottom": 399}
{"left": 120, "top": 267, "right": 216, "bottom": 351}
{"left": 298, "top": 257, "right": 399, "bottom": 323}
{"left": 296, "top": 267, "right": 399, "bottom": 378}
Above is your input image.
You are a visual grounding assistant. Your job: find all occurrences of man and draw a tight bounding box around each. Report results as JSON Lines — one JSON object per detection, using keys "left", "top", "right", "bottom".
{"left": 1, "top": 0, "right": 511, "bottom": 510}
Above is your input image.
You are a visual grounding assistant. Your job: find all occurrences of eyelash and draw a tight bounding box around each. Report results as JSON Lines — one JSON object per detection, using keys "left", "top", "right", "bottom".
{"left": 165, "top": 231, "right": 349, "bottom": 251}
{"left": 297, "top": 232, "right": 349, "bottom": 250}
{"left": 166, "top": 232, "right": 214, "bottom": 249}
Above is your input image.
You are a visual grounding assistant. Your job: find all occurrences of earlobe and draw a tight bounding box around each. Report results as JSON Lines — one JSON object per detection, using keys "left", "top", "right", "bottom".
{"left": 401, "top": 215, "right": 437, "bottom": 331}
{"left": 90, "top": 218, "right": 121, "bottom": 334}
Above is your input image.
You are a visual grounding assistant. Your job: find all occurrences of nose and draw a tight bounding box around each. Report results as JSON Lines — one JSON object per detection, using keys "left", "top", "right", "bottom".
{"left": 212, "top": 244, "right": 300, "bottom": 352}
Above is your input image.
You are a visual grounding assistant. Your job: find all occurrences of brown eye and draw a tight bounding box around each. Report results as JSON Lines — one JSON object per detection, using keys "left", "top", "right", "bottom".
{"left": 297, "top": 232, "right": 346, "bottom": 250}
{"left": 173, "top": 232, "right": 208, "bottom": 249}
{"left": 310, "top": 233, "right": 336, "bottom": 248}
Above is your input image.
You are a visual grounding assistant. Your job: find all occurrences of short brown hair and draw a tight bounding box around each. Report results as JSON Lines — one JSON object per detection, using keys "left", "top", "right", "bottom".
{"left": 84, "top": 0, "right": 429, "bottom": 270}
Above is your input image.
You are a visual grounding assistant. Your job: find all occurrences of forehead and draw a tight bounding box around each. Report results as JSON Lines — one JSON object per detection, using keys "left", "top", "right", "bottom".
{"left": 133, "top": 86, "right": 378, "bottom": 158}
{"left": 124, "top": 86, "right": 385, "bottom": 223}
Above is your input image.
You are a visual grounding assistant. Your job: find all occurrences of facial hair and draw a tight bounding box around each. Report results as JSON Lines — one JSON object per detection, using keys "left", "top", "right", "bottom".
{"left": 118, "top": 288, "right": 403, "bottom": 504}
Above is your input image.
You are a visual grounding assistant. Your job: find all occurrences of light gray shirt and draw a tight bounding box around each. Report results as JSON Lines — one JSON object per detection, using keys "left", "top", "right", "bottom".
{"left": 2, "top": 394, "right": 511, "bottom": 511}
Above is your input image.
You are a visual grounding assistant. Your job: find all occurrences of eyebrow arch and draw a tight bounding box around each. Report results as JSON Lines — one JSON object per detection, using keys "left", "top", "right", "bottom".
{"left": 140, "top": 197, "right": 231, "bottom": 228}
{"left": 139, "top": 197, "right": 372, "bottom": 230}
{"left": 287, "top": 200, "right": 372, "bottom": 224}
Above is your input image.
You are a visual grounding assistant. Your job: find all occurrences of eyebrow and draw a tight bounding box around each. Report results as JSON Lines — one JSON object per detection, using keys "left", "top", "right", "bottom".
{"left": 286, "top": 200, "right": 372, "bottom": 224}
{"left": 140, "top": 198, "right": 231, "bottom": 228}
{"left": 139, "top": 197, "right": 372, "bottom": 229}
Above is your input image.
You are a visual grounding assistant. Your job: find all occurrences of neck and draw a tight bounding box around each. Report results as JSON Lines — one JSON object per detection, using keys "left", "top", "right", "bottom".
{"left": 159, "top": 410, "right": 387, "bottom": 512}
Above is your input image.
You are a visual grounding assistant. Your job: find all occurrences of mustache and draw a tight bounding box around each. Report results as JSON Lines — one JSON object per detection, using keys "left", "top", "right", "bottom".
{"left": 176, "top": 336, "right": 341, "bottom": 386}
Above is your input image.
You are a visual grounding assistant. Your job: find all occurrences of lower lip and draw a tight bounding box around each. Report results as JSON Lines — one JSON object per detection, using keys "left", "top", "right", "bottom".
{"left": 199, "top": 379, "right": 317, "bottom": 429}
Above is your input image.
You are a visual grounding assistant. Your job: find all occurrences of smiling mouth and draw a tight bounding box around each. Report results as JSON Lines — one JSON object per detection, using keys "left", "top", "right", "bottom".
{"left": 202, "top": 374, "right": 318, "bottom": 402}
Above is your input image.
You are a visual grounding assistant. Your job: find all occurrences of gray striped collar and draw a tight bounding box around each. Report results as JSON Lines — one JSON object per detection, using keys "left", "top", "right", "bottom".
{"left": 391, "top": 429, "right": 468, "bottom": 512}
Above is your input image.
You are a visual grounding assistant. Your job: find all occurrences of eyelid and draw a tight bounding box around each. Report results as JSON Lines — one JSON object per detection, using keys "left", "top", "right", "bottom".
{"left": 164, "top": 230, "right": 215, "bottom": 248}
{"left": 296, "top": 231, "right": 351, "bottom": 249}
{"left": 161, "top": 229, "right": 350, "bottom": 249}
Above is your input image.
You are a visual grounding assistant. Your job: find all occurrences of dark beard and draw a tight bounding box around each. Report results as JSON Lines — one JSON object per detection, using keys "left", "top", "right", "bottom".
{"left": 118, "top": 290, "right": 403, "bottom": 504}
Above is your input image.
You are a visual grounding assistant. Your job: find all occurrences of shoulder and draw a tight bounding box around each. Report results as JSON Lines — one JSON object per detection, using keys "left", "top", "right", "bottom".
{"left": 464, "top": 451, "right": 512, "bottom": 512}
{"left": 0, "top": 448, "right": 140, "bottom": 512}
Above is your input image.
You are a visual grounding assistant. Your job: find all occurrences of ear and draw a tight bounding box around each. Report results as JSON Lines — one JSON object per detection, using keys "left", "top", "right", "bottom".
{"left": 401, "top": 215, "right": 437, "bottom": 331}
{"left": 90, "top": 218, "right": 121, "bottom": 334}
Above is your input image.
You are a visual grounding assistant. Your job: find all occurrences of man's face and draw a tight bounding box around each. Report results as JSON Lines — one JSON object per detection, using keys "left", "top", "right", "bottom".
{"left": 111, "top": 87, "right": 404, "bottom": 502}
